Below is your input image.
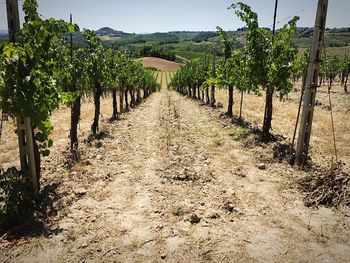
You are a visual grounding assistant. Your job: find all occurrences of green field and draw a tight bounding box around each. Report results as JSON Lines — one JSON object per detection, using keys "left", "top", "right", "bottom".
{"left": 175, "top": 51, "right": 207, "bottom": 60}
{"left": 94, "top": 28, "right": 350, "bottom": 62}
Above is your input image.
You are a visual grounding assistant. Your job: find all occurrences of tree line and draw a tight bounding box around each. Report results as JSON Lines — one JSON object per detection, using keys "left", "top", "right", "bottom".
{"left": 138, "top": 45, "right": 176, "bottom": 61}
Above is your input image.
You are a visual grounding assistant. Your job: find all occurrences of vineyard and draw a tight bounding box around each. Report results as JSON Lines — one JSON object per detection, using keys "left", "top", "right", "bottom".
{"left": 0, "top": 0, "right": 350, "bottom": 262}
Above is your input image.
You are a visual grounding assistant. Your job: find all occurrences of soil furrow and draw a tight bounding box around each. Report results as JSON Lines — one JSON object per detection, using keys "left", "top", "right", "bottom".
{"left": 1, "top": 89, "right": 349, "bottom": 263}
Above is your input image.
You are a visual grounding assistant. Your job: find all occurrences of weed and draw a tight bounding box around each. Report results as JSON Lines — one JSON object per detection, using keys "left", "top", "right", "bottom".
{"left": 172, "top": 206, "right": 183, "bottom": 216}
{"left": 229, "top": 127, "right": 249, "bottom": 141}
{"left": 0, "top": 167, "right": 35, "bottom": 229}
{"left": 214, "top": 138, "right": 223, "bottom": 147}
{"left": 127, "top": 240, "right": 139, "bottom": 251}
{"left": 174, "top": 105, "right": 179, "bottom": 119}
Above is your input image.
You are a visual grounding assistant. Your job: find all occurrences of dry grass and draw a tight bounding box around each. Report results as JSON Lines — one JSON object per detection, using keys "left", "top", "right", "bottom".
{"left": 0, "top": 118, "right": 18, "bottom": 170}
{"left": 2, "top": 85, "right": 350, "bottom": 262}
{"left": 0, "top": 92, "right": 138, "bottom": 170}
{"left": 215, "top": 81, "right": 350, "bottom": 166}
{"left": 299, "top": 46, "right": 350, "bottom": 57}
{"left": 97, "top": 35, "right": 121, "bottom": 42}
{"left": 157, "top": 71, "right": 175, "bottom": 89}
{"left": 0, "top": 69, "right": 175, "bottom": 170}
{"left": 156, "top": 71, "right": 162, "bottom": 84}
{"left": 1, "top": 73, "right": 347, "bottom": 170}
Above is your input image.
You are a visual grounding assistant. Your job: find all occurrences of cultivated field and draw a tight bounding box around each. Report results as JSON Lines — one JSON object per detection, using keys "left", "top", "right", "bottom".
{"left": 1, "top": 0, "right": 350, "bottom": 260}
{"left": 0, "top": 58, "right": 349, "bottom": 262}
{"left": 140, "top": 57, "right": 181, "bottom": 71}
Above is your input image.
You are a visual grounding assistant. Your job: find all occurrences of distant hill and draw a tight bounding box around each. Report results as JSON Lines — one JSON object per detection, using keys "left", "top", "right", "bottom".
{"left": 95, "top": 27, "right": 131, "bottom": 37}
{"left": 0, "top": 30, "right": 8, "bottom": 41}
{"left": 87, "top": 26, "right": 350, "bottom": 60}
{"left": 1, "top": 26, "right": 349, "bottom": 60}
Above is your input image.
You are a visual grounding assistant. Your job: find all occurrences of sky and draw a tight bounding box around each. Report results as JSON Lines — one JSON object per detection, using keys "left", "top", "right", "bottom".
{"left": 0, "top": 0, "right": 349, "bottom": 33}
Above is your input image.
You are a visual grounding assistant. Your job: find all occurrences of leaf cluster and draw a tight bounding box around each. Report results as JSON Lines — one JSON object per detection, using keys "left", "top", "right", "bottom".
{"left": 0, "top": 167, "right": 35, "bottom": 228}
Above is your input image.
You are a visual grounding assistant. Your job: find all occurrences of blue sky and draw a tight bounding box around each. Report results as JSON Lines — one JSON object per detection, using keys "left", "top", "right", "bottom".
{"left": 0, "top": 0, "right": 349, "bottom": 33}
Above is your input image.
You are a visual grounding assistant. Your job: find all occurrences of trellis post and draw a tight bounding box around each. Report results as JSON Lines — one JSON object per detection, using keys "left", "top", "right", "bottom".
{"left": 6, "top": 0, "right": 39, "bottom": 194}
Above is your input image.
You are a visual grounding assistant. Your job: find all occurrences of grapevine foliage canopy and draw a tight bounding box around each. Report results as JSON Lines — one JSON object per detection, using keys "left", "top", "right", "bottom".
{"left": 231, "top": 2, "right": 299, "bottom": 93}
{"left": 0, "top": 0, "right": 76, "bottom": 155}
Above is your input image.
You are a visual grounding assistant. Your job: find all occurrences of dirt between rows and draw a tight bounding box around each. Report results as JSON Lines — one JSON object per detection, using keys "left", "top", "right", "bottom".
{"left": 1, "top": 88, "right": 350, "bottom": 262}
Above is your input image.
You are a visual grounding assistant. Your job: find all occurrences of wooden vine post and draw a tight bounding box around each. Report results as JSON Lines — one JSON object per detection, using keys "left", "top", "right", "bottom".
{"left": 6, "top": 0, "right": 39, "bottom": 195}
{"left": 211, "top": 48, "right": 216, "bottom": 107}
{"left": 295, "top": 0, "right": 329, "bottom": 166}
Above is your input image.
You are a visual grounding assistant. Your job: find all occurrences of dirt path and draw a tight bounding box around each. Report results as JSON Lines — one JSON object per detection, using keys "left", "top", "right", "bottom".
{"left": 1, "top": 89, "right": 350, "bottom": 262}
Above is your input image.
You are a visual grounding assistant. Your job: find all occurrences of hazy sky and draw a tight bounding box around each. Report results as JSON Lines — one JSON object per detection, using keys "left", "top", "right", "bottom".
{"left": 0, "top": 0, "right": 349, "bottom": 33}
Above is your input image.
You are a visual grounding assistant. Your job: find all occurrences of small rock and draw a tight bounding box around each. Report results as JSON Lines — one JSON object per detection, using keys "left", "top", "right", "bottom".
{"left": 79, "top": 242, "right": 88, "bottom": 249}
{"left": 258, "top": 163, "right": 266, "bottom": 170}
{"left": 224, "top": 202, "right": 235, "bottom": 213}
{"left": 190, "top": 213, "right": 201, "bottom": 224}
{"left": 161, "top": 254, "right": 167, "bottom": 259}
{"left": 75, "top": 188, "right": 87, "bottom": 197}
{"left": 59, "top": 222, "right": 73, "bottom": 230}
{"left": 209, "top": 212, "right": 220, "bottom": 219}
{"left": 201, "top": 222, "right": 210, "bottom": 227}
{"left": 174, "top": 173, "right": 190, "bottom": 181}
{"left": 95, "top": 141, "right": 103, "bottom": 148}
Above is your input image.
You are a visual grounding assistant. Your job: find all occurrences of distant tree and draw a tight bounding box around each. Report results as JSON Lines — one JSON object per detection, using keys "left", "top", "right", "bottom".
{"left": 139, "top": 45, "right": 176, "bottom": 61}
{"left": 237, "top": 27, "right": 247, "bottom": 32}
{"left": 192, "top": 32, "right": 218, "bottom": 43}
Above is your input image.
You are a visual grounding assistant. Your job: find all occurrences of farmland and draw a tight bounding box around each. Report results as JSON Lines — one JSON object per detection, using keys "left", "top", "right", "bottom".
{"left": 94, "top": 28, "right": 350, "bottom": 60}
{"left": 1, "top": 56, "right": 350, "bottom": 262}
{"left": 139, "top": 57, "right": 180, "bottom": 71}
{"left": 1, "top": 0, "right": 350, "bottom": 262}
{"left": 1, "top": 62, "right": 349, "bottom": 261}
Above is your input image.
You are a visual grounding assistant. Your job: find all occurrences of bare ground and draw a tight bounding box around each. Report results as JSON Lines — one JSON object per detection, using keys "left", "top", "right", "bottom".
{"left": 139, "top": 57, "right": 181, "bottom": 71}
{"left": 1, "top": 87, "right": 350, "bottom": 262}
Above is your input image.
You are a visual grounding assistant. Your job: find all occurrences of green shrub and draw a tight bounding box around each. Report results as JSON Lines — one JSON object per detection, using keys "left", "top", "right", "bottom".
{"left": 0, "top": 167, "right": 35, "bottom": 229}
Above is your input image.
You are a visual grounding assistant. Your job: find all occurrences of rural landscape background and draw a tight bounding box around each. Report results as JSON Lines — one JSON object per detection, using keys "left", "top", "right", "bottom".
{"left": 0, "top": 0, "right": 349, "bottom": 262}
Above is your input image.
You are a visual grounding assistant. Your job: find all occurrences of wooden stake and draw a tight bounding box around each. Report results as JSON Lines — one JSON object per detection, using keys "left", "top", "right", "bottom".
{"left": 69, "top": 14, "right": 72, "bottom": 57}
{"left": 211, "top": 48, "right": 216, "bottom": 107}
{"left": 6, "top": 0, "right": 39, "bottom": 194}
{"left": 6, "top": 0, "right": 20, "bottom": 42}
{"left": 295, "top": 0, "right": 329, "bottom": 166}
